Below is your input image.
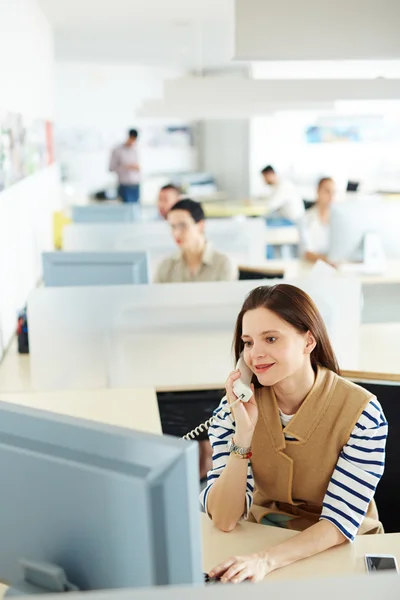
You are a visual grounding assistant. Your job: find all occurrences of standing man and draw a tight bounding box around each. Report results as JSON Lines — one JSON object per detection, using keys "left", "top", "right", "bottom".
{"left": 261, "top": 165, "right": 304, "bottom": 224}
{"left": 109, "top": 129, "right": 140, "bottom": 203}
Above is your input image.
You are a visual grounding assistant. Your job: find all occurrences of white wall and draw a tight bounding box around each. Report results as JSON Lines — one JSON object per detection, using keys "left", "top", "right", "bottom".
{"left": 0, "top": 0, "right": 60, "bottom": 359}
{"left": 54, "top": 61, "right": 198, "bottom": 199}
{"left": 250, "top": 110, "right": 400, "bottom": 199}
{"left": 199, "top": 120, "right": 249, "bottom": 200}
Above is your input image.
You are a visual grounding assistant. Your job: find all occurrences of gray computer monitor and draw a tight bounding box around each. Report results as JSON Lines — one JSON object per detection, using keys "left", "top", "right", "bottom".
{"left": 328, "top": 197, "right": 400, "bottom": 262}
{"left": 0, "top": 401, "right": 203, "bottom": 593}
{"left": 42, "top": 252, "right": 149, "bottom": 287}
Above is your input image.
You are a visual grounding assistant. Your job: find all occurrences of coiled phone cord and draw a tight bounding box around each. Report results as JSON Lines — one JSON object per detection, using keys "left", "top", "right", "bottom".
{"left": 182, "top": 396, "right": 243, "bottom": 441}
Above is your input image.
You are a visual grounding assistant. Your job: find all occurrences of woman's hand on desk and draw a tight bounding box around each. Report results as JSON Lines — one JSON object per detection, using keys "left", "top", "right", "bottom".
{"left": 209, "top": 520, "right": 347, "bottom": 583}
{"left": 209, "top": 552, "right": 272, "bottom": 584}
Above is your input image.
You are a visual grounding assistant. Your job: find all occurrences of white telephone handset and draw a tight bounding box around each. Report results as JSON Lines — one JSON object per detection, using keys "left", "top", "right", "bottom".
{"left": 233, "top": 354, "right": 254, "bottom": 403}
{"left": 183, "top": 354, "right": 253, "bottom": 440}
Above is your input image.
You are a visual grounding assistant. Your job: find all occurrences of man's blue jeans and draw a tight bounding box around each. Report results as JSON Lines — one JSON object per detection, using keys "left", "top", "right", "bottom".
{"left": 118, "top": 184, "right": 140, "bottom": 203}
{"left": 266, "top": 216, "right": 296, "bottom": 259}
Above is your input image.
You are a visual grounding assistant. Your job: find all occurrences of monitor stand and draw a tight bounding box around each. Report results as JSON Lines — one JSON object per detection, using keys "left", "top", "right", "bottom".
{"left": 338, "top": 233, "right": 387, "bottom": 276}
{"left": 6, "top": 561, "right": 79, "bottom": 597}
{"left": 363, "top": 232, "right": 387, "bottom": 275}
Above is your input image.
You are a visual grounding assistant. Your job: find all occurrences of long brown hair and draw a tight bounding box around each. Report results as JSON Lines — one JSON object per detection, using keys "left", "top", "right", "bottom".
{"left": 233, "top": 284, "right": 340, "bottom": 383}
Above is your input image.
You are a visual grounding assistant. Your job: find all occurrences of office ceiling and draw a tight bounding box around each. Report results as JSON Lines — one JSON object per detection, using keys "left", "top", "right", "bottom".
{"left": 38, "top": 0, "right": 236, "bottom": 69}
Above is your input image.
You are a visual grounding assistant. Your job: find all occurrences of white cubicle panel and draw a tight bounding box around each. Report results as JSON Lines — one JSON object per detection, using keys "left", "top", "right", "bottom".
{"left": 62, "top": 218, "right": 267, "bottom": 268}
{"left": 64, "top": 222, "right": 172, "bottom": 252}
{"left": 72, "top": 204, "right": 163, "bottom": 223}
{"left": 28, "top": 277, "right": 361, "bottom": 391}
{"left": 28, "top": 281, "right": 256, "bottom": 390}
{"left": 108, "top": 277, "right": 361, "bottom": 388}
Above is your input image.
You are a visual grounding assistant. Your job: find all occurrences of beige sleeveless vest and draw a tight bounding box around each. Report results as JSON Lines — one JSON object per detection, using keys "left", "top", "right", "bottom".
{"left": 248, "top": 367, "right": 383, "bottom": 535}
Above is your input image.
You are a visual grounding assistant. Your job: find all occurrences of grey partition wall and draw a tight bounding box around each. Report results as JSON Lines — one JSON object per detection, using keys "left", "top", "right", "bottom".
{"left": 63, "top": 218, "right": 267, "bottom": 266}
{"left": 42, "top": 252, "right": 149, "bottom": 287}
{"left": 72, "top": 204, "right": 138, "bottom": 223}
{"left": 72, "top": 205, "right": 158, "bottom": 223}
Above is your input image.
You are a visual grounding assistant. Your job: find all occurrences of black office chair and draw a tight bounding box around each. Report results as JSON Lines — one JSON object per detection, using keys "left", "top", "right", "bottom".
{"left": 303, "top": 199, "right": 315, "bottom": 210}
{"left": 355, "top": 379, "right": 399, "bottom": 533}
{"left": 239, "top": 268, "right": 284, "bottom": 281}
{"left": 346, "top": 181, "right": 360, "bottom": 192}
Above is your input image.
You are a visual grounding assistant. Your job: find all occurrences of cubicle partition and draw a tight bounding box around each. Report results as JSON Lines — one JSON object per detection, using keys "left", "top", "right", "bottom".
{"left": 72, "top": 204, "right": 158, "bottom": 223}
{"left": 72, "top": 204, "right": 138, "bottom": 223}
{"left": 27, "top": 277, "right": 361, "bottom": 391}
{"left": 62, "top": 218, "right": 267, "bottom": 270}
{"left": 42, "top": 252, "right": 149, "bottom": 287}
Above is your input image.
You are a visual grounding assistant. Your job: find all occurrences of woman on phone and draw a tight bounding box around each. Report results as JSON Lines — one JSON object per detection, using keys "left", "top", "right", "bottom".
{"left": 201, "top": 284, "right": 387, "bottom": 583}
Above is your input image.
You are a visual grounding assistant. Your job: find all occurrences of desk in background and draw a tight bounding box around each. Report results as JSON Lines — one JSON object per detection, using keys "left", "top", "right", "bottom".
{"left": 243, "top": 259, "right": 400, "bottom": 324}
{"left": 265, "top": 226, "right": 299, "bottom": 248}
{"left": 245, "top": 258, "right": 400, "bottom": 284}
{"left": 203, "top": 202, "right": 266, "bottom": 219}
{"left": 0, "top": 387, "right": 162, "bottom": 436}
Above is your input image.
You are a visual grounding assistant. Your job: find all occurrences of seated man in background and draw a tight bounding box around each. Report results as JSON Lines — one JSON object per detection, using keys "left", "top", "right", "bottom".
{"left": 298, "top": 177, "right": 337, "bottom": 267}
{"left": 157, "top": 184, "right": 181, "bottom": 219}
{"left": 261, "top": 165, "right": 305, "bottom": 225}
{"left": 154, "top": 199, "right": 237, "bottom": 480}
{"left": 154, "top": 199, "right": 237, "bottom": 283}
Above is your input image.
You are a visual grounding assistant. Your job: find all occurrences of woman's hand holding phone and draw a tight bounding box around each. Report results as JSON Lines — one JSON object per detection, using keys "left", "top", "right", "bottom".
{"left": 225, "top": 370, "right": 257, "bottom": 448}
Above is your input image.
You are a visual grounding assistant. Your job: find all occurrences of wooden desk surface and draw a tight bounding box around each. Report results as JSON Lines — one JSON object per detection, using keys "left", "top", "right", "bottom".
{"left": 202, "top": 514, "right": 400, "bottom": 581}
{"left": 1, "top": 518, "right": 398, "bottom": 596}
{"left": 0, "top": 387, "right": 162, "bottom": 435}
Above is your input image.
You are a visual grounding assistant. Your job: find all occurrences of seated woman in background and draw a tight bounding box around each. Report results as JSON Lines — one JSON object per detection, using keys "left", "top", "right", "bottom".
{"left": 298, "top": 177, "right": 336, "bottom": 266}
{"left": 154, "top": 198, "right": 237, "bottom": 481}
{"left": 202, "top": 284, "right": 387, "bottom": 583}
{"left": 154, "top": 198, "right": 238, "bottom": 283}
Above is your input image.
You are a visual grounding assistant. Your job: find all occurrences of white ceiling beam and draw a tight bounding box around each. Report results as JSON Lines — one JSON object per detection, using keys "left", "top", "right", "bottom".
{"left": 163, "top": 77, "right": 400, "bottom": 103}
{"left": 136, "top": 99, "right": 333, "bottom": 118}
{"left": 234, "top": 0, "right": 400, "bottom": 61}
{"left": 251, "top": 60, "right": 400, "bottom": 80}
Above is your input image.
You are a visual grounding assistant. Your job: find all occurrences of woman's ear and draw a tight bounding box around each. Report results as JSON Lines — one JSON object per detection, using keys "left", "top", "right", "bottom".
{"left": 304, "top": 331, "right": 317, "bottom": 355}
{"left": 198, "top": 220, "right": 205, "bottom": 235}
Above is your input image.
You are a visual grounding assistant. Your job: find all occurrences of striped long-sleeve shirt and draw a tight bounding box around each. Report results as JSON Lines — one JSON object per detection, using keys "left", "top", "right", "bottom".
{"left": 200, "top": 396, "right": 387, "bottom": 541}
